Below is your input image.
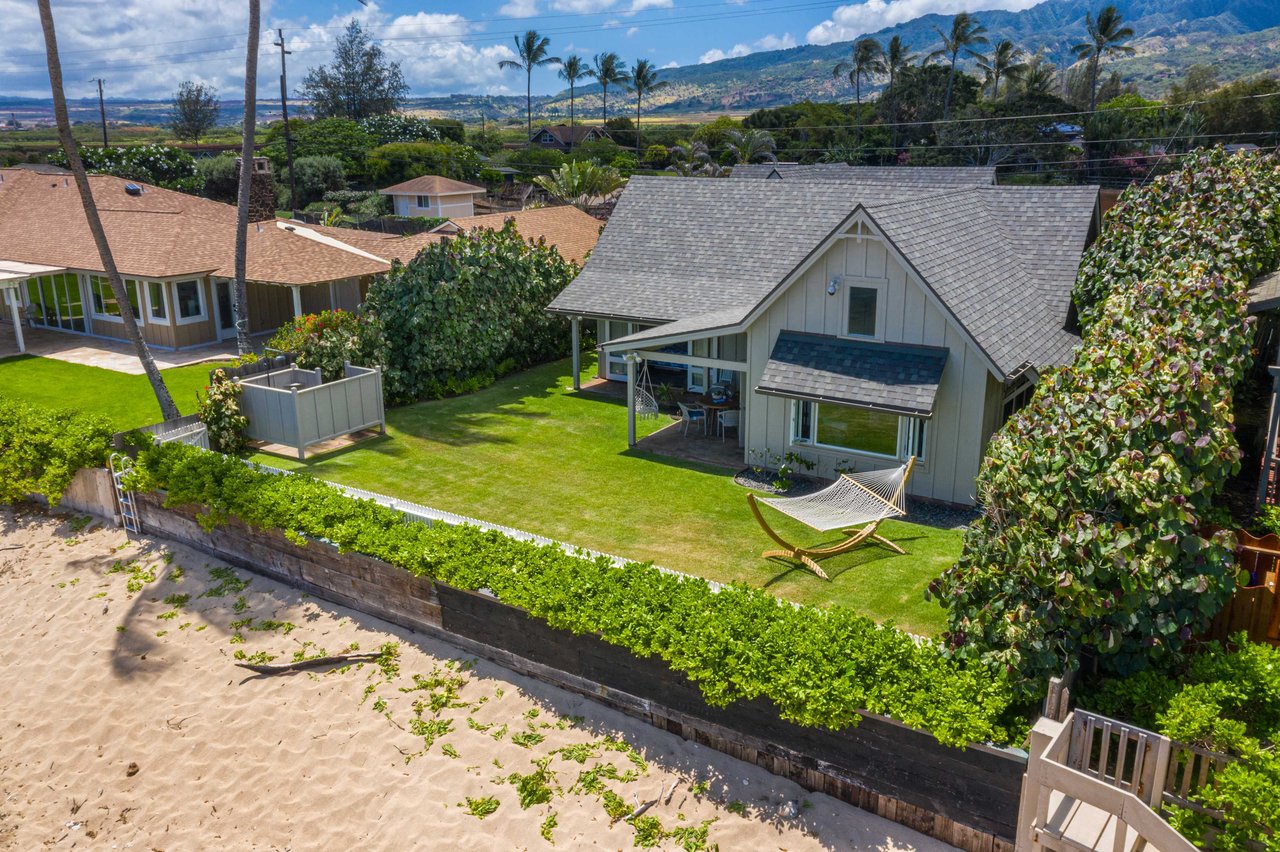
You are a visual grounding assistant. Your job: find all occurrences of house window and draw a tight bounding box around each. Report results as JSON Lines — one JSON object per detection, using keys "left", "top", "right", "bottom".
{"left": 791, "top": 400, "right": 926, "bottom": 461}
{"left": 846, "top": 286, "right": 879, "bottom": 338}
{"left": 146, "top": 281, "right": 167, "bottom": 321}
{"left": 1000, "top": 376, "right": 1035, "bottom": 424}
{"left": 416, "top": 195, "right": 432, "bottom": 208}
{"left": 89, "top": 275, "right": 142, "bottom": 323}
{"left": 174, "top": 280, "right": 206, "bottom": 323}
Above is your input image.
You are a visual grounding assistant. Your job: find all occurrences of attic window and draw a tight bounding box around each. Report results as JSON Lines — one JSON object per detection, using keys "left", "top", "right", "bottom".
{"left": 124, "top": 183, "right": 142, "bottom": 196}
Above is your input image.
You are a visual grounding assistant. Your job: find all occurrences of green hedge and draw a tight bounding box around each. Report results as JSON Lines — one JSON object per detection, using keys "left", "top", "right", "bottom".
{"left": 127, "top": 441, "right": 1026, "bottom": 749}
{"left": 0, "top": 397, "right": 114, "bottom": 505}
{"left": 933, "top": 150, "right": 1280, "bottom": 691}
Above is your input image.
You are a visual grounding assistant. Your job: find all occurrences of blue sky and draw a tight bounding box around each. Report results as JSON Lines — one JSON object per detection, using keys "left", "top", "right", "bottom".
{"left": 0, "top": 0, "right": 1044, "bottom": 100}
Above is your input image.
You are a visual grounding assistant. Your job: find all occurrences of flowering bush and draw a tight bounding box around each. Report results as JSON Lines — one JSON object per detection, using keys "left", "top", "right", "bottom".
{"left": 357, "top": 114, "right": 441, "bottom": 145}
{"left": 265, "top": 310, "right": 376, "bottom": 383}
{"left": 197, "top": 370, "right": 248, "bottom": 455}
{"left": 51, "top": 144, "right": 198, "bottom": 190}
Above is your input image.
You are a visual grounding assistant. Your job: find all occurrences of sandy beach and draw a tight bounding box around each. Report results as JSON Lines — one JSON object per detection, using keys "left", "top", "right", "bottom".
{"left": 0, "top": 505, "right": 956, "bottom": 851}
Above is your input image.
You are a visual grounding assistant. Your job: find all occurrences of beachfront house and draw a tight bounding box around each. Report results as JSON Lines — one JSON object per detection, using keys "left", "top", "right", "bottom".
{"left": 548, "top": 168, "right": 1100, "bottom": 506}
{"left": 0, "top": 161, "right": 602, "bottom": 353}
{"left": 378, "top": 175, "right": 488, "bottom": 219}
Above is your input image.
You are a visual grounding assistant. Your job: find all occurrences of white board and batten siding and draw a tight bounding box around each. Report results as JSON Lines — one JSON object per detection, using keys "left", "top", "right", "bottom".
{"left": 744, "top": 225, "right": 1003, "bottom": 507}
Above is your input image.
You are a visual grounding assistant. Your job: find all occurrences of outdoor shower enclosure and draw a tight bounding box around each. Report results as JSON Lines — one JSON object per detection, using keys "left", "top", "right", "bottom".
{"left": 238, "top": 363, "right": 385, "bottom": 459}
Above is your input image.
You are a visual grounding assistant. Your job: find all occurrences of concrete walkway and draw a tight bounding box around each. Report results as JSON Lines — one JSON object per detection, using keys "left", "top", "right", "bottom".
{"left": 0, "top": 322, "right": 238, "bottom": 374}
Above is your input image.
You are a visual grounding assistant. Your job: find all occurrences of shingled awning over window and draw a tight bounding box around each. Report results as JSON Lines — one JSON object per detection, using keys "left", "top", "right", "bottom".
{"left": 756, "top": 331, "right": 949, "bottom": 417}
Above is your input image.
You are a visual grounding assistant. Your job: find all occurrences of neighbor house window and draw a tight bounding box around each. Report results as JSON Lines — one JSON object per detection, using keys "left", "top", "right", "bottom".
{"left": 416, "top": 195, "right": 432, "bottom": 208}
{"left": 174, "top": 280, "right": 205, "bottom": 322}
{"left": 146, "top": 281, "right": 167, "bottom": 321}
{"left": 88, "top": 275, "right": 142, "bottom": 322}
{"left": 846, "top": 286, "right": 879, "bottom": 338}
{"left": 791, "top": 400, "right": 926, "bottom": 461}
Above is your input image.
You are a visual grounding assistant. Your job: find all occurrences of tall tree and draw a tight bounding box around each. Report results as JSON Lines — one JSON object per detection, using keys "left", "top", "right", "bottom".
{"left": 1019, "top": 51, "right": 1058, "bottom": 100}
{"left": 232, "top": 0, "right": 259, "bottom": 356}
{"left": 170, "top": 81, "right": 220, "bottom": 143}
{"left": 300, "top": 20, "right": 409, "bottom": 120}
{"left": 586, "top": 52, "right": 629, "bottom": 126}
{"left": 884, "top": 36, "right": 917, "bottom": 148}
{"left": 628, "top": 59, "right": 668, "bottom": 157}
{"left": 37, "top": 0, "right": 178, "bottom": 421}
{"left": 1072, "top": 5, "right": 1135, "bottom": 111}
{"left": 978, "top": 39, "right": 1026, "bottom": 99}
{"left": 833, "top": 37, "right": 885, "bottom": 107}
{"left": 926, "top": 12, "right": 989, "bottom": 122}
{"left": 558, "top": 55, "right": 587, "bottom": 143}
{"left": 499, "top": 30, "right": 560, "bottom": 142}
{"left": 724, "top": 128, "right": 777, "bottom": 165}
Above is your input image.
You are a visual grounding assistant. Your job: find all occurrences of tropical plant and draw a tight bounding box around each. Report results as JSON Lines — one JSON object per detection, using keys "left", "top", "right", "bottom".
{"left": 0, "top": 397, "right": 113, "bottom": 505}
{"left": 36, "top": 0, "right": 179, "bottom": 421}
{"left": 558, "top": 55, "right": 587, "bottom": 140}
{"left": 231, "top": 0, "right": 260, "bottom": 357}
{"left": 282, "top": 155, "right": 345, "bottom": 209}
{"left": 300, "top": 20, "right": 409, "bottom": 120}
{"left": 1019, "top": 52, "right": 1058, "bottom": 100}
{"left": 1072, "top": 5, "right": 1135, "bottom": 112}
{"left": 500, "top": 30, "right": 561, "bottom": 141}
{"left": 833, "top": 37, "right": 885, "bottom": 107}
{"left": 926, "top": 12, "right": 990, "bottom": 122}
{"left": 49, "top": 144, "right": 198, "bottom": 190}
{"left": 884, "top": 36, "right": 917, "bottom": 148}
{"left": 532, "top": 161, "right": 624, "bottom": 210}
{"left": 197, "top": 370, "right": 249, "bottom": 455}
{"left": 265, "top": 310, "right": 374, "bottom": 382}
{"left": 670, "top": 140, "right": 722, "bottom": 177}
{"left": 627, "top": 59, "right": 668, "bottom": 156}
{"left": 723, "top": 129, "right": 777, "bottom": 165}
{"left": 365, "top": 140, "right": 483, "bottom": 184}
{"left": 357, "top": 114, "right": 441, "bottom": 145}
{"left": 586, "top": 52, "right": 629, "bottom": 126}
{"left": 169, "top": 80, "right": 220, "bottom": 143}
{"left": 977, "top": 39, "right": 1026, "bottom": 99}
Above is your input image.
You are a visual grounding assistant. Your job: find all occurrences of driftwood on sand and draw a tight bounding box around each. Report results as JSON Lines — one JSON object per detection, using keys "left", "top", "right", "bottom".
{"left": 234, "top": 653, "right": 382, "bottom": 675}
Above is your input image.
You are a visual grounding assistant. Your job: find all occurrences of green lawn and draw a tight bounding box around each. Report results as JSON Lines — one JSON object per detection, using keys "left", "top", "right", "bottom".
{"left": 0, "top": 354, "right": 227, "bottom": 431}
{"left": 257, "top": 357, "right": 959, "bottom": 634}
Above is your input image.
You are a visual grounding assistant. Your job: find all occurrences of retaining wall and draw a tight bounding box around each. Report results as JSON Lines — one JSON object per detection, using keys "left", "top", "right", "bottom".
{"left": 134, "top": 491, "right": 1023, "bottom": 851}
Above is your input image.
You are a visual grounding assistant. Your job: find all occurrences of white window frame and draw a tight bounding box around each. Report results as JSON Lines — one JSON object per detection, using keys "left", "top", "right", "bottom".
{"left": 842, "top": 276, "right": 888, "bottom": 342}
{"left": 173, "top": 279, "right": 208, "bottom": 325}
{"left": 788, "top": 399, "right": 926, "bottom": 463}
{"left": 144, "top": 280, "right": 169, "bottom": 323}
{"left": 87, "top": 274, "right": 144, "bottom": 325}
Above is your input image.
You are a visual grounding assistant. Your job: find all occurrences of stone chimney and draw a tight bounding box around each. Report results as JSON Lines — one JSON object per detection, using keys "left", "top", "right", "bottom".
{"left": 236, "top": 156, "right": 276, "bottom": 222}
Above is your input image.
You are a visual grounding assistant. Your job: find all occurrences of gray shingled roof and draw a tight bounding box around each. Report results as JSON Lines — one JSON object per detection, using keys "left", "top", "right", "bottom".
{"left": 1249, "top": 270, "right": 1280, "bottom": 313}
{"left": 729, "top": 163, "right": 996, "bottom": 185}
{"left": 548, "top": 175, "right": 1098, "bottom": 377}
{"left": 756, "top": 331, "right": 949, "bottom": 416}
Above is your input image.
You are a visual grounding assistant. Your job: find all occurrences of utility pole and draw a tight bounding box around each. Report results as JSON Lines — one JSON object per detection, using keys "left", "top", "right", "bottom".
{"left": 90, "top": 77, "right": 107, "bottom": 146}
{"left": 274, "top": 28, "right": 298, "bottom": 218}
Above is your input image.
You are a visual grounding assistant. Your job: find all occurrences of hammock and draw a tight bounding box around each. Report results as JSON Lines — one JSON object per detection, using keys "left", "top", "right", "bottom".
{"left": 746, "top": 457, "right": 916, "bottom": 580}
{"left": 634, "top": 359, "right": 659, "bottom": 419}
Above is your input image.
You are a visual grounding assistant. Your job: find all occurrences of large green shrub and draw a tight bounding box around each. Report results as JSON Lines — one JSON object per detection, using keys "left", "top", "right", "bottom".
{"left": 263, "top": 117, "right": 377, "bottom": 180}
{"left": 51, "top": 144, "right": 198, "bottom": 191}
{"left": 358, "top": 114, "right": 441, "bottom": 145}
{"left": 265, "top": 309, "right": 376, "bottom": 382}
{"left": 197, "top": 369, "right": 248, "bottom": 456}
{"left": 0, "top": 397, "right": 113, "bottom": 504}
{"left": 365, "top": 141, "right": 483, "bottom": 184}
{"left": 195, "top": 153, "right": 238, "bottom": 203}
{"left": 933, "top": 151, "right": 1280, "bottom": 692}
{"left": 127, "top": 440, "right": 1025, "bottom": 748}
{"left": 282, "top": 155, "right": 346, "bottom": 209}
{"left": 361, "top": 221, "right": 577, "bottom": 403}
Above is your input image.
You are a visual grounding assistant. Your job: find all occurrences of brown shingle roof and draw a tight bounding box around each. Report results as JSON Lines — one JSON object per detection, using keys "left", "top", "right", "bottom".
{"left": 378, "top": 175, "right": 486, "bottom": 196}
{"left": 446, "top": 206, "right": 603, "bottom": 265}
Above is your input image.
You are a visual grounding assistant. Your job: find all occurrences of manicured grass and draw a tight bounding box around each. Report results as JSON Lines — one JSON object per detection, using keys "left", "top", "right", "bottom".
{"left": 258, "top": 357, "right": 958, "bottom": 634}
{"left": 0, "top": 354, "right": 228, "bottom": 431}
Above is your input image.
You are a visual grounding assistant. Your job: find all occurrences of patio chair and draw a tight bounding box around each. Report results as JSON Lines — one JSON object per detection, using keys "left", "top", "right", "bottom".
{"left": 717, "top": 409, "right": 739, "bottom": 442}
{"left": 677, "top": 402, "right": 707, "bottom": 436}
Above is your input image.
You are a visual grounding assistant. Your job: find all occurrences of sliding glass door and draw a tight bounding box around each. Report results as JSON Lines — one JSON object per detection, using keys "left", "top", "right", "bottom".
{"left": 24, "top": 273, "right": 85, "bottom": 332}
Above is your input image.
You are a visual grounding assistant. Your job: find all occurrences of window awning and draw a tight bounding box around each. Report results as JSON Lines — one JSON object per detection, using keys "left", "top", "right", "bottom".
{"left": 755, "top": 331, "right": 948, "bottom": 417}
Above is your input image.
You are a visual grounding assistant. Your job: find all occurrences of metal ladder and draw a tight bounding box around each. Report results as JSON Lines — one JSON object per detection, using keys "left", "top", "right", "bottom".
{"left": 109, "top": 453, "right": 140, "bottom": 534}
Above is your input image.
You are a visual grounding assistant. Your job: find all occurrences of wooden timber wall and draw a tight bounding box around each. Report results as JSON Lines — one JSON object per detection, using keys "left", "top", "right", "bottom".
{"left": 134, "top": 493, "right": 1023, "bottom": 851}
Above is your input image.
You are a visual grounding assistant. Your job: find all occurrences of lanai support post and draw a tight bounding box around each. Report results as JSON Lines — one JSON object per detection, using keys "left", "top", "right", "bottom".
{"left": 1257, "top": 364, "right": 1280, "bottom": 507}
{"left": 5, "top": 288, "right": 24, "bottom": 354}
{"left": 625, "top": 351, "right": 639, "bottom": 448}
{"left": 291, "top": 285, "right": 303, "bottom": 319}
{"left": 571, "top": 316, "right": 581, "bottom": 391}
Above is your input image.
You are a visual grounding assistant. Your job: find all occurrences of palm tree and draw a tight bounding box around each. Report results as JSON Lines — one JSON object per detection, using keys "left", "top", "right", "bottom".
{"left": 558, "top": 55, "right": 587, "bottom": 144}
{"left": 978, "top": 39, "right": 1027, "bottom": 99}
{"left": 533, "top": 161, "right": 626, "bottom": 210}
{"left": 1072, "top": 5, "right": 1135, "bottom": 111}
{"left": 37, "top": 0, "right": 179, "bottom": 420}
{"left": 232, "top": 0, "right": 260, "bottom": 357}
{"left": 499, "top": 30, "right": 560, "bottom": 141}
{"left": 884, "top": 36, "right": 917, "bottom": 148}
{"left": 629, "top": 59, "right": 669, "bottom": 156}
{"left": 670, "top": 139, "right": 715, "bottom": 176}
{"left": 927, "top": 12, "right": 990, "bottom": 121}
{"left": 1020, "top": 51, "right": 1057, "bottom": 100}
{"left": 833, "top": 37, "right": 885, "bottom": 107}
{"left": 724, "top": 129, "right": 777, "bottom": 165}
{"left": 586, "top": 52, "right": 629, "bottom": 126}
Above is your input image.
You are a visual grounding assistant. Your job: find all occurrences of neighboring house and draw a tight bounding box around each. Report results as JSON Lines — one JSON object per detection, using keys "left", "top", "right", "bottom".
{"left": 548, "top": 170, "right": 1100, "bottom": 506}
{"left": 529, "top": 124, "right": 611, "bottom": 152}
{"left": 378, "top": 175, "right": 487, "bottom": 219}
{"left": 0, "top": 162, "right": 602, "bottom": 352}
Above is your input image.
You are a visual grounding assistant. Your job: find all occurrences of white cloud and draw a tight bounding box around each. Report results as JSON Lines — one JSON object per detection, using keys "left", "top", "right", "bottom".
{"left": 627, "top": 0, "right": 674, "bottom": 12}
{"left": 626, "top": 27, "right": 640, "bottom": 37}
{"left": 661, "top": 60, "right": 679, "bottom": 68}
{"left": 549, "top": 0, "right": 618, "bottom": 11}
{"left": 602, "top": 18, "right": 623, "bottom": 28}
{"left": 498, "top": 0, "right": 539, "bottom": 17}
{"left": 698, "top": 44, "right": 750, "bottom": 63}
{"left": 806, "top": 0, "right": 1041, "bottom": 45}
{"left": 755, "top": 32, "right": 796, "bottom": 50}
